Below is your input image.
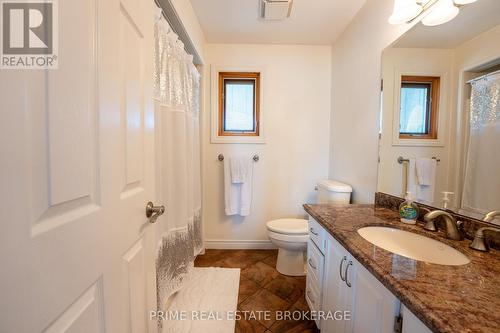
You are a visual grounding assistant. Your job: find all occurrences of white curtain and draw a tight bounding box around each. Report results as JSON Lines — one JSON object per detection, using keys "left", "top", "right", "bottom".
{"left": 153, "top": 11, "right": 202, "bottom": 315}
{"left": 461, "top": 73, "right": 500, "bottom": 217}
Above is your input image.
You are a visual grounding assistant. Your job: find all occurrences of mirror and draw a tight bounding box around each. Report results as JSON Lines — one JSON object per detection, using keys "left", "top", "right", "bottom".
{"left": 377, "top": 0, "right": 500, "bottom": 224}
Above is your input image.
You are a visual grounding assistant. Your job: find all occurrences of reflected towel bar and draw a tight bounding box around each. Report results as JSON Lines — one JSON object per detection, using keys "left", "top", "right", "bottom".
{"left": 397, "top": 156, "right": 440, "bottom": 164}
{"left": 218, "top": 154, "right": 259, "bottom": 162}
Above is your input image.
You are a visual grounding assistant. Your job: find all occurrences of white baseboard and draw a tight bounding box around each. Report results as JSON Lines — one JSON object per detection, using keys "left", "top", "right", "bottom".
{"left": 204, "top": 239, "right": 277, "bottom": 250}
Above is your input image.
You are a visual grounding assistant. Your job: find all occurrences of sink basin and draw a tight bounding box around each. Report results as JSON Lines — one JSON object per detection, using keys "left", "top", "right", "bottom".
{"left": 357, "top": 226, "right": 470, "bottom": 266}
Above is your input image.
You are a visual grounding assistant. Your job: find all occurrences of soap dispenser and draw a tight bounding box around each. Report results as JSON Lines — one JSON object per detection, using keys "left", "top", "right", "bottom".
{"left": 399, "top": 191, "right": 419, "bottom": 224}
{"left": 441, "top": 191, "right": 454, "bottom": 210}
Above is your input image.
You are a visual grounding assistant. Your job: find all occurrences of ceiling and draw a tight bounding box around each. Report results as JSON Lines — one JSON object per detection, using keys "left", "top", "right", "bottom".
{"left": 189, "top": 0, "right": 366, "bottom": 45}
{"left": 394, "top": 0, "right": 500, "bottom": 49}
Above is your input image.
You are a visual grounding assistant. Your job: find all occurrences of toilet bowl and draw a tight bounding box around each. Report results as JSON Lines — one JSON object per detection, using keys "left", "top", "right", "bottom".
{"left": 267, "top": 218, "right": 308, "bottom": 276}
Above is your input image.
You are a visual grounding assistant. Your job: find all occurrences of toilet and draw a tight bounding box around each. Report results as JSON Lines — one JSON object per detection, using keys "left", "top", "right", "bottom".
{"left": 267, "top": 218, "right": 309, "bottom": 276}
{"left": 267, "top": 179, "right": 352, "bottom": 276}
{"left": 315, "top": 179, "right": 353, "bottom": 204}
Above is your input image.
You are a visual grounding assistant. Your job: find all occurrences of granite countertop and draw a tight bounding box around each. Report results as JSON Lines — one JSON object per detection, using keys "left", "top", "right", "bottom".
{"left": 303, "top": 204, "right": 500, "bottom": 333}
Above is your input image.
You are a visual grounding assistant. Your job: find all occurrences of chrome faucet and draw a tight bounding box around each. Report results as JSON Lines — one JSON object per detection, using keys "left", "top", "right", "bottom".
{"left": 423, "top": 210, "right": 462, "bottom": 241}
{"left": 470, "top": 226, "right": 500, "bottom": 252}
{"left": 483, "top": 211, "right": 500, "bottom": 223}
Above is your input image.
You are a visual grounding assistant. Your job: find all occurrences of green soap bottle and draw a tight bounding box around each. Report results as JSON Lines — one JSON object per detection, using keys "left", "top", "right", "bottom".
{"left": 399, "top": 191, "right": 418, "bottom": 224}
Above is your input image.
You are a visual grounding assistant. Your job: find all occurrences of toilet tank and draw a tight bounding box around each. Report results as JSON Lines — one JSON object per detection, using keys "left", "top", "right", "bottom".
{"left": 317, "top": 179, "right": 352, "bottom": 204}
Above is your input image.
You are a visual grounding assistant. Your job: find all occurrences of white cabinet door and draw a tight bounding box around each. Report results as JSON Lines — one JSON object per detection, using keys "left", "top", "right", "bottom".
{"left": 321, "top": 234, "right": 349, "bottom": 333}
{"left": 401, "top": 305, "right": 433, "bottom": 333}
{"left": 320, "top": 230, "right": 399, "bottom": 333}
{"left": 347, "top": 260, "right": 399, "bottom": 333}
{"left": 0, "top": 0, "right": 157, "bottom": 332}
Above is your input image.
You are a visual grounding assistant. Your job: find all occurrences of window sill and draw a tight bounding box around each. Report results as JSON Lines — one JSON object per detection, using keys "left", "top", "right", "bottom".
{"left": 210, "top": 135, "right": 266, "bottom": 144}
{"left": 391, "top": 138, "right": 444, "bottom": 147}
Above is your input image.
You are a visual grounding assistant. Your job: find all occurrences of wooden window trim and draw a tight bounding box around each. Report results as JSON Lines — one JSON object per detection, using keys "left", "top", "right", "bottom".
{"left": 218, "top": 72, "right": 260, "bottom": 137}
{"left": 399, "top": 75, "right": 440, "bottom": 140}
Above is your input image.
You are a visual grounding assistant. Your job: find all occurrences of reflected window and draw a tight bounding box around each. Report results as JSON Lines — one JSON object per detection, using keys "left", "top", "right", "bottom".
{"left": 399, "top": 76, "right": 440, "bottom": 139}
{"left": 218, "top": 72, "right": 260, "bottom": 136}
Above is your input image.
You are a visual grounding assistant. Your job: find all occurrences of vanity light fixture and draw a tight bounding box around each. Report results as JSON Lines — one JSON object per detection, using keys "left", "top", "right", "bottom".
{"left": 421, "top": 0, "right": 460, "bottom": 26}
{"left": 388, "top": 0, "right": 478, "bottom": 26}
{"left": 388, "top": 0, "right": 422, "bottom": 24}
{"left": 453, "top": 0, "right": 478, "bottom": 3}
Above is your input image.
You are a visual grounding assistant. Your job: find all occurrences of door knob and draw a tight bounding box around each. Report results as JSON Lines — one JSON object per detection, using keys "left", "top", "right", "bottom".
{"left": 146, "top": 202, "right": 165, "bottom": 224}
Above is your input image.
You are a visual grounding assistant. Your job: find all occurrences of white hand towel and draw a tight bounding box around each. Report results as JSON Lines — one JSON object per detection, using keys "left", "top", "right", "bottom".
{"left": 230, "top": 156, "right": 250, "bottom": 184}
{"left": 407, "top": 158, "right": 418, "bottom": 198}
{"left": 415, "top": 158, "right": 437, "bottom": 186}
{"left": 224, "top": 155, "right": 253, "bottom": 216}
{"left": 408, "top": 158, "right": 435, "bottom": 204}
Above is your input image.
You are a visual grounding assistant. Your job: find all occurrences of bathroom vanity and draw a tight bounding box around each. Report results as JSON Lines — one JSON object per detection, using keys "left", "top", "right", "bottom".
{"left": 307, "top": 216, "right": 401, "bottom": 333}
{"left": 304, "top": 203, "right": 500, "bottom": 333}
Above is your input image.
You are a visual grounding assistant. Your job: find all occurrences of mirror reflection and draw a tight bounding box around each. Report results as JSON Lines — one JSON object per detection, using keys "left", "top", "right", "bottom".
{"left": 377, "top": 0, "right": 500, "bottom": 224}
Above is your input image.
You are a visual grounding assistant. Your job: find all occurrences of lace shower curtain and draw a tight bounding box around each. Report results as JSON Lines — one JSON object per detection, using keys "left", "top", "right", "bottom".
{"left": 153, "top": 12, "right": 203, "bottom": 315}
{"left": 461, "top": 72, "right": 500, "bottom": 217}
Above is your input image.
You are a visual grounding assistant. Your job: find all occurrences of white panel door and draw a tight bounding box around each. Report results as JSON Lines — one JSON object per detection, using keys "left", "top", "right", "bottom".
{"left": 0, "top": 0, "right": 158, "bottom": 332}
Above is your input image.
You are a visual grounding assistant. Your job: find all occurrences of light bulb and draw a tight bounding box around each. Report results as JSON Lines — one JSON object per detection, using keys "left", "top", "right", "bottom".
{"left": 453, "top": 0, "right": 477, "bottom": 4}
{"left": 388, "top": 0, "right": 422, "bottom": 25}
{"left": 422, "top": 0, "right": 459, "bottom": 26}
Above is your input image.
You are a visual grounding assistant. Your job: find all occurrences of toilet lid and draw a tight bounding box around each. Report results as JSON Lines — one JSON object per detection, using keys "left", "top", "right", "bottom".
{"left": 267, "top": 218, "right": 308, "bottom": 235}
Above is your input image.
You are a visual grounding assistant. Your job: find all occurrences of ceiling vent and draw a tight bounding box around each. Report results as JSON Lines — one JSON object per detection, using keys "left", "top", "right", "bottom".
{"left": 260, "top": 0, "right": 293, "bottom": 20}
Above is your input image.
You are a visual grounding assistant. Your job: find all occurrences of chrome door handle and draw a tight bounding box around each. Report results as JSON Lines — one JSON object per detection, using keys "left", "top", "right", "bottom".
{"left": 308, "top": 258, "right": 317, "bottom": 270}
{"left": 146, "top": 202, "right": 165, "bottom": 224}
{"left": 339, "top": 256, "right": 347, "bottom": 281}
{"left": 309, "top": 227, "right": 318, "bottom": 236}
{"left": 345, "top": 260, "right": 353, "bottom": 287}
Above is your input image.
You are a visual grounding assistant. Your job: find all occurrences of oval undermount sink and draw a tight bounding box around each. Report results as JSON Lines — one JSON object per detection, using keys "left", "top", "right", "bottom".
{"left": 357, "top": 226, "right": 470, "bottom": 266}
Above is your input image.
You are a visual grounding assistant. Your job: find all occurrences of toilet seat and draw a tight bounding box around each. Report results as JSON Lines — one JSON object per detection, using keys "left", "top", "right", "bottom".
{"left": 266, "top": 218, "right": 308, "bottom": 276}
{"left": 266, "top": 218, "right": 308, "bottom": 235}
{"left": 267, "top": 230, "right": 309, "bottom": 243}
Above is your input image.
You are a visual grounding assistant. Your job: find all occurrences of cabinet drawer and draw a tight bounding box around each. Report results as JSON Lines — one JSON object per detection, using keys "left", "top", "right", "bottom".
{"left": 305, "top": 282, "right": 321, "bottom": 328}
{"left": 306, "top": 239, "right": 324, "bottom": 290}
{"left": 308, "top": 217, "right": 326, "bottom": 254}
{"left": 305, "top": 279, "right": 321, "bottom": 312}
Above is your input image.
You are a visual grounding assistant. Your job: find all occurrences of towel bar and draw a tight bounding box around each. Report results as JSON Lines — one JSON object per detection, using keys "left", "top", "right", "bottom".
{"left": 218, "top": 154, "right": 259, "bottom": 162}
{"left": 397, "top": 156, "right": 440, "bottom": 164}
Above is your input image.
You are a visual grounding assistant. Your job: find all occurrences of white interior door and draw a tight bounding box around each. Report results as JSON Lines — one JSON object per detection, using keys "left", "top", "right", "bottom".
{"left": 0, "top": 0, "right": 158, "bottom": 332}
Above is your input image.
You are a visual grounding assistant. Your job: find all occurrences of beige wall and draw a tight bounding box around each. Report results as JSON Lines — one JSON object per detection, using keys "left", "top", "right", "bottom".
{"left": 201, "top": 44, "right": 332, "bottom": 247}
{"left": 329, "top": 0, "right": 417, "bottom": 203}
{"left": 454, "top": 25, "right": 500, "bottom": 72}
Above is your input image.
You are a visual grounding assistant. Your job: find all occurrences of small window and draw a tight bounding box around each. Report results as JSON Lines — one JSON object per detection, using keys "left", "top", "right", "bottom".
{"left": 218, "top": 72, "right": 260, "bottom": 136}
{"left": 399, "top": 76, "right": 440, "bottom": 139}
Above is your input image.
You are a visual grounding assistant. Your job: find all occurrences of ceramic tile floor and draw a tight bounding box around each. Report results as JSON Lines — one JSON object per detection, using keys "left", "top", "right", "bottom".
{"left": 194, "top": 249, "right": 320, "bottom": 333}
